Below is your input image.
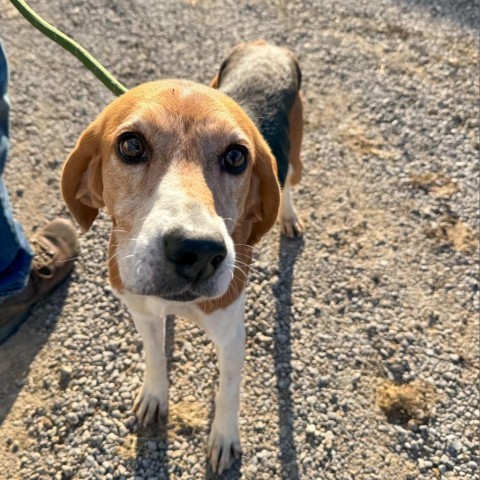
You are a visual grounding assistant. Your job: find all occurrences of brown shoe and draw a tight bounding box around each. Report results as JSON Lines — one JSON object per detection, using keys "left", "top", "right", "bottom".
{"left": 0, "top": 218, "right": 79, "bottom": 343}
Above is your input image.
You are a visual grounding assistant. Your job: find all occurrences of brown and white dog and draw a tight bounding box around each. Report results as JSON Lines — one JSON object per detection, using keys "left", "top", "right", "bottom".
{"left": 61, "top": 41, "right": 303, "bottom": 474}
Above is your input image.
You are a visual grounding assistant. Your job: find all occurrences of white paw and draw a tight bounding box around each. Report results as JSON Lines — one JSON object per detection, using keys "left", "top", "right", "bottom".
{"left": 132, "top": 378, "right": 168, "bottom": 425}
{"left": 280, "top": 213, "right": 304, "bottom": 238}
{"left": 207, "top": 421, "right": 241, "bottom": 475}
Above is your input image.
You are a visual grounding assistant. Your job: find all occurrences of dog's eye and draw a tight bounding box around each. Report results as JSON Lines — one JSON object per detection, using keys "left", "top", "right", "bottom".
{"left": 220, "top": 145, "right": 248, "bottom": 174}
{"left": 117, "top": 132, "right": 147, "bottom": 163}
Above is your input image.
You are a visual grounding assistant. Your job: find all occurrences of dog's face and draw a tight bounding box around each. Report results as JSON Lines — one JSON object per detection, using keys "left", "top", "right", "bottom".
{"left": 62, "top": 80, "right": 279, "bottom": 302}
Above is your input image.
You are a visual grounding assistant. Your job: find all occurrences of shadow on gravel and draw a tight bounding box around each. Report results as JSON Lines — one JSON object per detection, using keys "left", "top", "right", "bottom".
{"left": 133, "top": 316, "right": 175, "bottom": 478}
{"left": 272, "top": 236, "right": 305, "bottom": 480}
{"left": 0, "top": 276, "right": 72, "bottom": 426}
{"left": 397, "top": 0, "right": 478, "bottom": 31}
{"left": 204, "top": 456, "right": 242, "bottom": 480}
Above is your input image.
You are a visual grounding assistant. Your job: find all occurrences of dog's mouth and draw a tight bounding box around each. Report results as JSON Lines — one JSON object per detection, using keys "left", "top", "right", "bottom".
{"left": 159, "top": 290, "right": 200, "bottom": 302}
{"left": 128, "top": 282, "right": 222, "bottom": 303}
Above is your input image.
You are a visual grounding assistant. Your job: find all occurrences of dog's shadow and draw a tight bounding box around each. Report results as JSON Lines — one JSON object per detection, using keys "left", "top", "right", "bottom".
{"left": 204, "top": 455, "right": 242, "bottom": 480}
{"left": 272, "top": 235, "right": 304, "bottom": 480}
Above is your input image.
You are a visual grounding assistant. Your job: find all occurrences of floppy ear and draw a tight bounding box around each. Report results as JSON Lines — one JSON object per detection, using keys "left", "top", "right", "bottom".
{"left": 61, "top": 120, "right": 104, "bottom": 232}
{"left": 243, "top": 133, "right": 281, "bottom": 245}
{"left": 209, "top": 51, "right": 232, "bottom": 89}
{"left": 209, "top": 74, "right": 220, "bottom": 88}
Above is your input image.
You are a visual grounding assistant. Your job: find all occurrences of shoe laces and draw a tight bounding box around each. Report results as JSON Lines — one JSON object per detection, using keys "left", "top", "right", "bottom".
{"left": 31, "top": 236, "right": 56, "bottom": 279}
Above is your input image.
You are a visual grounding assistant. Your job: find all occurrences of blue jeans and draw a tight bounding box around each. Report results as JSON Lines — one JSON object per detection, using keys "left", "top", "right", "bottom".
{"left": 0, "top": 40, "right": 33, "bottom": 300}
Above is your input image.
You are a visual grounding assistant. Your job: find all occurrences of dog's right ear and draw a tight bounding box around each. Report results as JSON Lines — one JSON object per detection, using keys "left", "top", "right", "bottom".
{"left": 61, "top": 119, "right": 105, "bottom": 232}
{"left": 209, "top": 74, "right": 220, "bottom": 88}
{"left": 209, "top": 54, "right": 231, "bottom": 88}
{"left": 210, "top": 42, "right": 253, "bottom": 89}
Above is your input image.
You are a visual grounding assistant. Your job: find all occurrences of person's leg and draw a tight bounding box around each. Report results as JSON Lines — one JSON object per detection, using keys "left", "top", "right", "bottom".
{"left": 0, "top": 40, "right": 34, "bottom": 300}
{"left": 0, "top": 40, "right": 79, "bottom": 344}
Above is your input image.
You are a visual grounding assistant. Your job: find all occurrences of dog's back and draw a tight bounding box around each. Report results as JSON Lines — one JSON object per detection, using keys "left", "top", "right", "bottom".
{"left": 212, "top": 41, "right": 301, "bottom": 187}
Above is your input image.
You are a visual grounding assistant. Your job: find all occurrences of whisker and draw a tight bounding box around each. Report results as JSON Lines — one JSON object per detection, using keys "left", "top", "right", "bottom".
{"left": 109, "top": 249, "right": 126, "bottom": 262}
{"left": 226, "top": 263, "right": 249, "bottom": 291}
{"left": 53, "top": 251, "right": 93, "bottom": 263}
{"left": 234, "top": 249, "right": 254, "bottom": 257}
{"left": 234, "top": 259, "right": 261, "bottom": 275}
{"left": 234, "top": 252, "right": 255, "bottom": 263}
{"left": 226, "top": 269, "right": 240, "bottom": 301}
{"left": 234, "top": 243, "right": 259, "bottom": 251}
{"left": 232, "top": 265, "right": 251, "bottom": 283}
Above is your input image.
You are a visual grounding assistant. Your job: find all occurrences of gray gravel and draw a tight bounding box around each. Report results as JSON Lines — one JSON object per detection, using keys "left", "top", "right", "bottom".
{"left": 0, "top": 0, "right": 479, "bottom": 479}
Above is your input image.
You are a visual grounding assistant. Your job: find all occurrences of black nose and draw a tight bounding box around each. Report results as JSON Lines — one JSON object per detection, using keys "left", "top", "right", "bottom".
{"left": 164, "top": 230, "right": 227, "bottom": 282}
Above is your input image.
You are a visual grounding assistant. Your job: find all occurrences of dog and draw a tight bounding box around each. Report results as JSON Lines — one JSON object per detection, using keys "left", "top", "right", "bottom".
{"left": 211, "top": 40, "right": 304, "bottom": 238}
{"left": 61, "top": 40, "right": 303, "bottom": 474}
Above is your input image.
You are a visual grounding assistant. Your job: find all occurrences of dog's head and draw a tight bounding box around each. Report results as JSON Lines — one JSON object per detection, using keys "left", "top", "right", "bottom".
{"left": 62, "top": 80, "right": 280, "bottom": 302}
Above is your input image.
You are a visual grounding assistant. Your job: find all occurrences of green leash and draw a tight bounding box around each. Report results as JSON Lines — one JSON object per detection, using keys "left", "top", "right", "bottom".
{"left": 9, "top": 0, "right": 128, "bottom": 96}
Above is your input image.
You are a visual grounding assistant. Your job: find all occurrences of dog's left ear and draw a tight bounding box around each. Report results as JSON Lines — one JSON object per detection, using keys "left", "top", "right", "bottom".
{"left": 61, "top": 119, "right": 105, "bottom": 232}
{"left": 243, "top": 132, "right": 281, "bottom": 245}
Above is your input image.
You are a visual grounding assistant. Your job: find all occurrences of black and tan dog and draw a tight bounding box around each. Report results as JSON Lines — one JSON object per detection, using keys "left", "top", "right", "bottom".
{"left": 61, "top": 40, "right": 304, "bottom": 474}
{"left": 211, "top": 40, "right": 304, "bottom": 237}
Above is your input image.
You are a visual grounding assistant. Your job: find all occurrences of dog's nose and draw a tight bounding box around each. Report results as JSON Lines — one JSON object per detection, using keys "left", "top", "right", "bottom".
{"left": 164, "top": 230, "right": 227, "bottom": 282}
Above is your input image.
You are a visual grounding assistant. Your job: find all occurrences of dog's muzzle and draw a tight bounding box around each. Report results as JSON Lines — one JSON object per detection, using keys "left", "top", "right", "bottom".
{"left": 164, "top": 228, "right": 227, "bottom": 283}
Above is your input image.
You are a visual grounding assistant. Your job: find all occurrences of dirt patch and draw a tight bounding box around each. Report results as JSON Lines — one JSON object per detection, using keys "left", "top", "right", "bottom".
{"left": 338, "top": 123, "right": 398, "bottom": 158}
{"left": 116, "top": 399, "right": 207, "bottom": 460}
{"left": 410, "top": 172, "right": 458, "bottom": 198}
{"left": 322, "top": 27, "right": 430, "bottom": 79}
{"left": 425, "top": 215, "right": 479, "bottom": 253}
{"left": 306, "top": 87, "right": 356, "bottom": 133}
{"left": 376, "top": 380, "right": 436, "bottom": 426}
{"left": 165, "top": 399, "right": 208, "bottom": 439}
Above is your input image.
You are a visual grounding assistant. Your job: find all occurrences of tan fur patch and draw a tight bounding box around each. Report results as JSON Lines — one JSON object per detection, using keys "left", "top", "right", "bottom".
{"left": 176, "top": 162, "right": 216, "bottom": 214}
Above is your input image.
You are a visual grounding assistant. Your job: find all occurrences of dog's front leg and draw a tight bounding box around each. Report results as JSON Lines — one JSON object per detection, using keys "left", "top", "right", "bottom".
{"left": 198, "top": 292, "right": 246, "bottom": 474}
{"left": 130, "top": 311, "right": 168, "bottom": 425}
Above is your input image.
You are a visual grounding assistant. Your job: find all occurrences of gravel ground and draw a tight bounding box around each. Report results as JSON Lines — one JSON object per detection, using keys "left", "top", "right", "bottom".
{"left": 0, "top": 0, "right": 479, "bottom": 479}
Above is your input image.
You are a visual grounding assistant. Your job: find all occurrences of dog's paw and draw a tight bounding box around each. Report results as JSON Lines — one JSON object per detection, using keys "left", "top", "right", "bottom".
{"left": 280, "top": 213, "right": 304, "bottom": 238}
{"left": 207, "top": 422, "right": 241, "bottom": 475}
{"left": 132, "top": 379, "right": 168, "bottom": 425}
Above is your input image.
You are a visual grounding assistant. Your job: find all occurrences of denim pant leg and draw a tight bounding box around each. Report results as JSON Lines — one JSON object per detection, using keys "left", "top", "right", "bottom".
{"left": 0, "top": 40, "right": 33, "bottom": 300}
